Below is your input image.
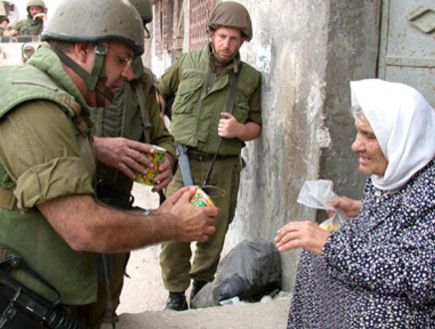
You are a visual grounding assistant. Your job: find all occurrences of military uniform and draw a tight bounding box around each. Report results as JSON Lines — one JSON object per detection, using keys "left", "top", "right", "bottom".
{"left": 159, "top": 44, "right": 262, "bottom": 292}
{"left": 0, "top": 43, "right": 105, "bottom": 328}
{"left": 9, "top": 16, "right": 43, "bottom": 36}
{"left": 89, "top": 56, "right": 176, "bottom": 314}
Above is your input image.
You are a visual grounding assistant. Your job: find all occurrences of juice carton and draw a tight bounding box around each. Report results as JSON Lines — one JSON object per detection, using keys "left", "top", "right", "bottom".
{"left": 134, "top": 145, "right": 166, "bottom": 186}
{"left": 191, "top": 187, "right": 216, "bottom": 208}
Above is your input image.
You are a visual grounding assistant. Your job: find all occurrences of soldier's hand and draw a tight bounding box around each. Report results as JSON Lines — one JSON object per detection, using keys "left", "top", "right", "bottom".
{"left": 218, "top": 112, "right": 242, "bottom": 138}
{"left": 152, "top": 154, "right": 174, "bottom": 192}
{"left": 93, "top": 136, "right": 154, "bottom": 179}
{"left": 159, "top": 187, "right": 218, "bottom": 242}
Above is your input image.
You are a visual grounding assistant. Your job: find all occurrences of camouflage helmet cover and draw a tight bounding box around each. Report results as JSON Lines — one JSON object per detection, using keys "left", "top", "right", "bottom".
{"left": 129, "top": 0, "right": 152, "bottom": 24}
{"left": 41, "top": 0, "right": 144, "bottom": 55}
{"left": 207, "top": 1, "right": 252, "bottom": 41}
{"left": 26, "top": 0, "right": 46, "bottom": 11}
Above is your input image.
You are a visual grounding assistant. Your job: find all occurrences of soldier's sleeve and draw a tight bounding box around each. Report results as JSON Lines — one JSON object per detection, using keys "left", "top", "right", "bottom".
{"left": 158, "top": 61, "right": 181, "bottom": 100}
{"left": 247, "top": 76, "right": 263, "bottom": 125}
{"left": 144, "top": 71, "right": 177, "bottom": 164}
{"left": 0, "top": 101, "right": 94, "bottom": 210}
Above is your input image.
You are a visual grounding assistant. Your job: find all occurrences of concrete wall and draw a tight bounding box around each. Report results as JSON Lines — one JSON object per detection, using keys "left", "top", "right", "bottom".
{"left": 148, "top": 0, "right": 380, "bottom": 291}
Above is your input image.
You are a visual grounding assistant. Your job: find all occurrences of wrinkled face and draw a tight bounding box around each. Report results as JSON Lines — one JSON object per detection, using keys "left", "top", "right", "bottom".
{"left": 351, "top": 114, "right": 388, "bottom": 176}
{"left": 28, "top": 6, "right": 44, "bottom": 18}
{"left": 102, "top": 41, "right": 134, "bottom": 94}
{"left": 210, "top": 27, "right": 245, "bottom": 65}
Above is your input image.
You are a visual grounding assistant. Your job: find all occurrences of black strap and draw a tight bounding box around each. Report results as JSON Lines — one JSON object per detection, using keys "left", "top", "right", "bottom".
{"left": 202, "top": 70, "right": 240, "bottom": 187}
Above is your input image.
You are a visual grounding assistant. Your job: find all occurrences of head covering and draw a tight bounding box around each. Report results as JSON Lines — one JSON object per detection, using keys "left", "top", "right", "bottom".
{"left": 350, "top": 79, "right": 435, "bottom": 191}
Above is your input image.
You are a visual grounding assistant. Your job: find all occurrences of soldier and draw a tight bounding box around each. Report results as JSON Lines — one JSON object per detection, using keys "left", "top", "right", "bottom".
{"left": 158, "top": 1, "right": 262, "bottom": 311}
{"left": 6, "top": 0, "right": 46, "bottom": 37}
{"left": 90, "top": 0, "right": 176, "bottom": 323}
{"left": 0, "top": 0, "right": 217, "bottom": 328}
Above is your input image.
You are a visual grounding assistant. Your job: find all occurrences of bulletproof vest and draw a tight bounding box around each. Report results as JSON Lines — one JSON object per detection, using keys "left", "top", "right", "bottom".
{"left": 13, "top": 17, "right": 43, "bottom": 35}
{"left": 170, "top": 45, "right": 261, "bottom": 156}
{"left": 90, "top": 57, "right": 154, "bottom": 208}
{"left": 0, "top": 62, "right": 98, "bottom": 304}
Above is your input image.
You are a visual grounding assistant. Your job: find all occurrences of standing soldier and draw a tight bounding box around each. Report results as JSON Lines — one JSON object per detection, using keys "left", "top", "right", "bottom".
{"left": 159, "top": 1, "right": 262, "bottom": 311}
{"left": 6, "top": 0, "right": 46, "bottom": 37}
{"left": 90, "top": 0, "right": 176, "bottom": 323}
{"left": 0, "top": 0, "right": 217, "bottom": 328}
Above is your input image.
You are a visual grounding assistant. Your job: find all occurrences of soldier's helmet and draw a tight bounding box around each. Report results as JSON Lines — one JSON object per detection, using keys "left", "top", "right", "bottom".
{"left": 41, "top": 0, "right": 144, "bottom": 56}
{"left": 26, "top": 0, "right": 46, "bottom": 13}
{"left": 207, "top": 1, "right": 252, "bottom": 41}
{"left": 129, "top": 0, "right": 152, "bottom": 25}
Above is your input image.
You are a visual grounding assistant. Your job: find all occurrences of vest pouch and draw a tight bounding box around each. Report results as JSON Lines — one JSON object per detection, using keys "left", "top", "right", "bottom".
{"left": 172, "top": 77, "right": 203, "bottom": 115}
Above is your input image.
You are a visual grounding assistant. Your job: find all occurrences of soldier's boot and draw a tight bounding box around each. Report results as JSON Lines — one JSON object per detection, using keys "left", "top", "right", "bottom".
{"left": 189, "top": 280, "right": 208, "bottom": 306}
{"left": 164, "top": 292, "right": 188, "bottom": 311}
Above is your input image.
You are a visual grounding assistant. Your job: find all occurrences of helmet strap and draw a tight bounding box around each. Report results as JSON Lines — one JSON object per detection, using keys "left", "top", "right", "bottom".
{"left": 53, "top": 43, "right": 114, "bottom": 103}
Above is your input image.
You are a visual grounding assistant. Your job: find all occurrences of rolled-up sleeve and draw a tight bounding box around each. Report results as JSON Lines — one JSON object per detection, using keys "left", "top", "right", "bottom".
{"left": 0, "top": 101, "right": 94, "bottom": 209}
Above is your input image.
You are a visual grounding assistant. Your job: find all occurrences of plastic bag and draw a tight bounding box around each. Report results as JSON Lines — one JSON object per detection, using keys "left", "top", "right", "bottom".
{"left": 190, "top": 240, "right": 281, "bottom": 309}
{"left": 297, "top": 180, "right": 346, "bottom": 232}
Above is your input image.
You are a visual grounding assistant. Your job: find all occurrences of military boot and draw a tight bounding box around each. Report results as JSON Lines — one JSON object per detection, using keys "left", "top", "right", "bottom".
{"left": 189, "top": 280, "right": 208, "bottom": 306}
{"left": 164, "top": 292, "right": 188, "bottom": 311}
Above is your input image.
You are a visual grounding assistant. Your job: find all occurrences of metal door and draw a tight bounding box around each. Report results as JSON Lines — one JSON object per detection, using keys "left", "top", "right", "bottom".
{"left": 378, "top": 0, "right": 435, "bottom": 107}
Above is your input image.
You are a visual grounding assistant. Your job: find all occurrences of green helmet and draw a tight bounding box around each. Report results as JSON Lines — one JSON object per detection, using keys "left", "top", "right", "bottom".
{"left": 208, "top": 1, "right": 252, "bottom": 41}
{"left": 26, "top": 0, "right": 46, "bottom": 13}
{"left": 42, "top": 0, "right": 144, "bottom": 56}
{"left": 129, "top": 0, "right": 152, "bottom": 24}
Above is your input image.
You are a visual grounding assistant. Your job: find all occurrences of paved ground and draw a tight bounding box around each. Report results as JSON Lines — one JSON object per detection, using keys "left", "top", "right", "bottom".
{"left": 102, "top": 184, "right": 291, "bottom": 329}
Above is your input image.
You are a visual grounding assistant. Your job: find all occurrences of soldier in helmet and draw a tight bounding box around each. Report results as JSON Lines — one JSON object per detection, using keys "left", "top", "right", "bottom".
{"left": 89, "top": 0, "right": 176, "bottom": 323}
{"left": 6, "top": 0, "right": 47, "bottom": 37}
{"left": 158, "top": 1, "right": 262, "bottom": 311}
{"left": 0, "top": 0, "right": 217, "bottom": 327}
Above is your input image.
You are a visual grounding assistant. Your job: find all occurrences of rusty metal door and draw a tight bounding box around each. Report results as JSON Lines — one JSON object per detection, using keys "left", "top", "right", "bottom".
{"left": 378, "top": 0, "right": 435, "bottom": 107}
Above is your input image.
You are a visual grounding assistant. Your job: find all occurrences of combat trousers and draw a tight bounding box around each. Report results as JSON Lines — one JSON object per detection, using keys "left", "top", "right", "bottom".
{"left": 160, "top": 156, "right": 241, "bottom": 292}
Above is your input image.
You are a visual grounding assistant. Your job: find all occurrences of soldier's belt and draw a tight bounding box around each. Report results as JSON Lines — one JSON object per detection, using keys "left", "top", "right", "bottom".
{"left": 0, "top": 188, "right": 15, "bottom": 210}
{"left": 187, "top": 149, "right": 238, "bottom": 162}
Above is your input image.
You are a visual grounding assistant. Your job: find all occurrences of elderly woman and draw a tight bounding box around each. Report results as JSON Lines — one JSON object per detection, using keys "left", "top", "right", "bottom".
{"left": 275, "top": 79, "right": 434, "bottom": 328}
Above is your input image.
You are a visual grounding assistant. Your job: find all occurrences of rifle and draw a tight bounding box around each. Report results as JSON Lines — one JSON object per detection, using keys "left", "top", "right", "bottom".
{"left": 0, "top": 253, "right": 89, "bottom": 329}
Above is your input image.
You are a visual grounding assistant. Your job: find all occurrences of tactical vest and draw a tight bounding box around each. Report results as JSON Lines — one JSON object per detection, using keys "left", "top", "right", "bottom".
{"left": 170, "top": 46, "right": 261, "bottom": 156}
{"left": 90, "top": 57, "right": 155, "bottom": 207}
{"left": 0, "top": 64, "right": 98, "bottom": 305}
{"left": 12, "top": 17, "right": 43, "bottom": 36}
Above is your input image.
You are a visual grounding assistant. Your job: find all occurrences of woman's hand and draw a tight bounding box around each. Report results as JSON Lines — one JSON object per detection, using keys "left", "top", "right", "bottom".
{"left": 327, "top": 196, "right": 362, "bottom": 218}
{"left": 275, "top": 221, "right": 330, "bottom": 255}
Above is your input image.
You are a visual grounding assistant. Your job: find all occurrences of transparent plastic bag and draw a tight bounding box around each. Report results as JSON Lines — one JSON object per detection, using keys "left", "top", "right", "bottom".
{"left": 297, "top": 180, "right": 346, "bottom": 232}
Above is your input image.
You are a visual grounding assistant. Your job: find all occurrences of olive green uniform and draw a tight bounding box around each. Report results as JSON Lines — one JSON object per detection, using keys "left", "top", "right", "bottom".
{"left": 9, "top": 15, "right": 43, "bottom": 36}
{"left": 159, "top": 44, "right": 262, "bottom": 292}
{"left": 0, "top": 43, "right": 107, "bottom": 328}
{"left": 89, "top": 57, "right": 176, "bottom": 314}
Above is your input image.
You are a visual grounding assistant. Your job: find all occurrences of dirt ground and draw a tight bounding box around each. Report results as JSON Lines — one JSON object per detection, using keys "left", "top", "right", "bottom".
{"left": 102, "top": 183, "right": 291, "bottom": 329}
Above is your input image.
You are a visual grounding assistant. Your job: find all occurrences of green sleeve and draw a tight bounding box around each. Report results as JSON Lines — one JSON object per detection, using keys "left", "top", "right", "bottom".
{"left": 0, "top": 101, "right": 94, "bottom": 209}
{"left": 147, "top": 86, "right": 177, "bottom": 163}
{"left": 158, "top": 61, "right": 181, "bottom": 99}
{"left": 247, "top": 77, "right": 262, "bottom": 125}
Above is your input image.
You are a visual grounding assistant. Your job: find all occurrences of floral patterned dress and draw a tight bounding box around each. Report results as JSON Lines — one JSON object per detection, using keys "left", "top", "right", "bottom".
{"left": 287, "top": 160, "right": 434, "bottom": 329}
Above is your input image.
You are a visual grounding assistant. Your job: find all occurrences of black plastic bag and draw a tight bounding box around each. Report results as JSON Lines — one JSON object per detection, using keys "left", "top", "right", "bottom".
{"left": 213, "top": 240, "right": 281, "bottom": 302}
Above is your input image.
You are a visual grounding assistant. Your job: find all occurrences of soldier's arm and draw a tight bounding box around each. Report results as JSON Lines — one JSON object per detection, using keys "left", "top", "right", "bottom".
{"left": 37, "top": 187, "right": 217, "bottom": 253}
{"left": 158, "top": 61, "right": 181, "bottom": 100}
{"left": 0, "top": 102, "right": 217, "bottom": 253}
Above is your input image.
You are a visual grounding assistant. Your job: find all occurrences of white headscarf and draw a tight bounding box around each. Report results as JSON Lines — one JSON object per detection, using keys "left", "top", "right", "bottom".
{"left": 350, "top": 79, "right": 435, "bottom": 191}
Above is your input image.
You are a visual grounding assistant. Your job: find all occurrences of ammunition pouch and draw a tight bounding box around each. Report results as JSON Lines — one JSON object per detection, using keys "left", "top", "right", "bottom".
{"left": 0, "top": 253, "right": 89, "bottom": 329}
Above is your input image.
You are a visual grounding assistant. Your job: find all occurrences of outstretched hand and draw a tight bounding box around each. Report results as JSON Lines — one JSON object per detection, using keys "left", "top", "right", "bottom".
{"left": 157, "top": 187, "right": 219, "bottom": 242}
{"left": 275, "top": 221, "right": 330, "bottom": 255}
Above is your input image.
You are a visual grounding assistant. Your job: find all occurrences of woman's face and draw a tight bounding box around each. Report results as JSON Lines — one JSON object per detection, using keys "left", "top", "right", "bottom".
{"left": 351, "top": 114, "right": 388, "bottom": 176}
